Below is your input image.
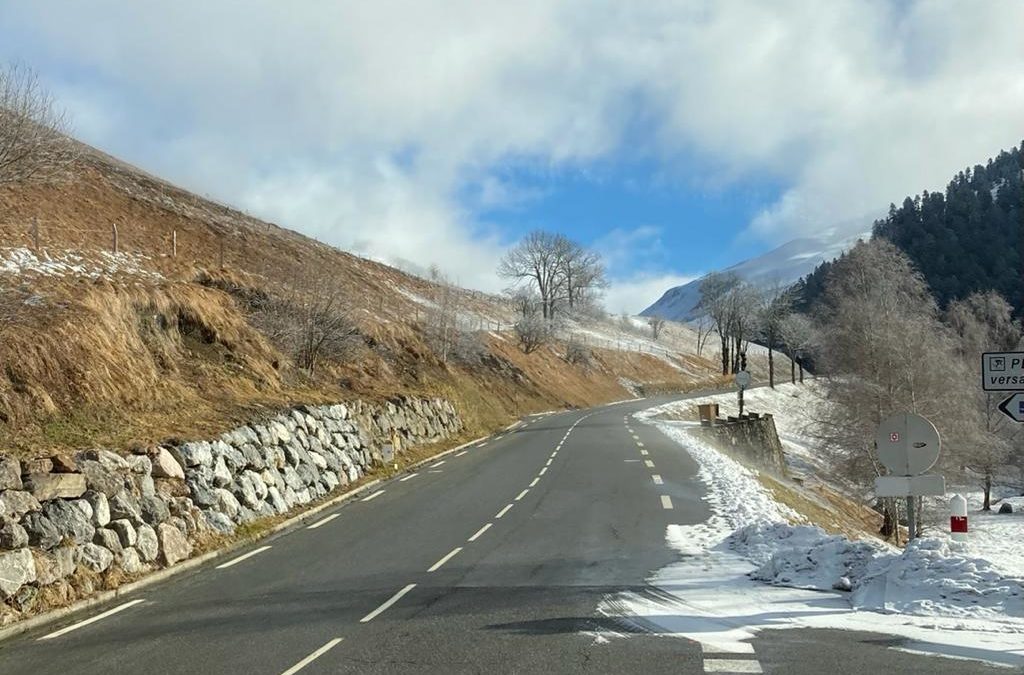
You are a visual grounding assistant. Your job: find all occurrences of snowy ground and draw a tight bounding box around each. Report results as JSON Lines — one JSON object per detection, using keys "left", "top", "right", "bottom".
{"left": 597, "top": 402, "right": 1024, "bottom": 668}
{"left": 0, "top": 247, "right": 164, "bottom": 282}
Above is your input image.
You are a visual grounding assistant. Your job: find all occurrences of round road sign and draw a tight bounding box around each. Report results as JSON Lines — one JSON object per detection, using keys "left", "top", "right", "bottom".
{"left": 734, "top": 371, "right": 752, "bottom": 389}
{"left": 875, "top": 413, "right": 941, "bottom": 476}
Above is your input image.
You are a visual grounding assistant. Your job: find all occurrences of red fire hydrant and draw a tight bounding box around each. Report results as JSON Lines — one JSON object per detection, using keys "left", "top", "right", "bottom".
{"left": 950, "top": 494, "right": 968, "bottom": 542}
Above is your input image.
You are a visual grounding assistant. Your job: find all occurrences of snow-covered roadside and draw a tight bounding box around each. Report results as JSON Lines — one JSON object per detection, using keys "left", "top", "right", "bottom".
{"left": 665, "top": 382, "right": 1024, "bottom": 583}
{"left": 598, "top": 408, "right": 1024, "bottom": 667}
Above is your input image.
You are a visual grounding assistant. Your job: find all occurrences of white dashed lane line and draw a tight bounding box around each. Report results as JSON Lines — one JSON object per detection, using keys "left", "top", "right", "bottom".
{"left": 703, "top": 658, "right": 762, "bottom": 673}
{"left": 428, "top": 547, "right": 463, "bottom": 572}
{"left": 652, "top": 475, "right": 663, "bottom": 485}
{"left": 216, "top": 545, "right": 273, "bottom": 569}
{"left": 360, "top": 584, "right": 417, "bottom": 623}
{"left": 468, "top": 523, "right": 492, "bottom": 542}
{"left": 429, "top": 460, "right": 446, "bottom": 468}
{"left": 644, "top": 459, "right": 655, "bottom": 469}
{"left": 515, "top": 489, "right": 529, "bottom": 501}
{"left": 538, "top": 467, "right": 548, "bottom": 476}
{"left": 640, "top": 449, "right": 649, "bottom": 456}
{"left": 495, "top": 504, "right": 514, "bottom": 518}
{"left": 455, "top": 450, "right": 468, "bottom": 457}
{"left": 529, "top": 477, "right": 540, "bottom": 488}
{"left": 661, "top": 495, "right": 674, "bottom": 510}
{"left": 361, "top": 490, "right": 385, "bottom": 502}
{"left": 399, "top": 473, "right": 417, "bottom": 482}
{"left": 280, "top": 638, "right": 344, "bottom": 675}
{"left": 307, "top": 514, "right": 340, "bottom": 530}
{"left": 39, "top": 599, "right": 147, "bottom": 641}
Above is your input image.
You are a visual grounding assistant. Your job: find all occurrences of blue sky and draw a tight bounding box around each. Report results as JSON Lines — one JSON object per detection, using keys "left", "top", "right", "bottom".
{"left": 2, "top": 2, "right": 1022, "bottom": 313}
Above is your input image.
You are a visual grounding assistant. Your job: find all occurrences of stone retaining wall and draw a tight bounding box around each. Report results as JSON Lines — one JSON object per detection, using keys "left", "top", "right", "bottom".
{"left": 694, "top": 413, "right": 787, "bottom": 475}
{"left": 0, "top": 395, "right": 462, "bottom": 624}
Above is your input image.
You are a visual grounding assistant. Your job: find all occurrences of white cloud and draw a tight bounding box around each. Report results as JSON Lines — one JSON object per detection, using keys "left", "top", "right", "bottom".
{"left": 2, "top": 1, "right": 1022, "bottom": 297}
{"left": 604, "top": 272, "right": 698, "bottom": 316}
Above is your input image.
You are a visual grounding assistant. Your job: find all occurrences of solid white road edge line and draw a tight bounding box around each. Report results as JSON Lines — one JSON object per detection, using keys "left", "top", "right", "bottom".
{"left": 307, "top": 514, "right": 340, "bottom": 530}
{"left": 38, "top": 599, "right": 146, "bottom": 641}
{"left": 468, "top": 523, "right": 492, "bottom": 542}
{"left": 428, "top": 547, "right": 463, "bottom": 572}
{"left": 495, "top": 504, "right": 514, "bottom": 518}
{"left": 216, "top": 545, "right": 273, "bottom": 569}
{"left": 661, "top": 495, "right": 674, "bottom": 510}
{"left": 652, "top": 475, "right": 663, "bottom": 485}
{"left": 281, "top": 638, "right": 344, "bottom": 675}
{"left": 515, "top": 489, "right": 529, "bottom": 501}
{"left": 399, "top": 473, "right": 417, "bottom": 482}
{"left": 360, "top": 584, "right": 417, "bottom": 623}
{"left": 703, "top": 658, "right": 762, "bottom": 673}
{"left": 361, "top": 490, "right": 385, "bottom": 502}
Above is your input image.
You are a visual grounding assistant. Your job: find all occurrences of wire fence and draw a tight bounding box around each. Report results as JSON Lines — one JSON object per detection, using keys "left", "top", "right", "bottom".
{"left": 4, "top": 220, "right": 689, "bottom": 360}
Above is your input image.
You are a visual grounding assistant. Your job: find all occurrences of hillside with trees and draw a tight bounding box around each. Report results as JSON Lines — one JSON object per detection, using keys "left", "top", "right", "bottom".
{"left": 796, "top": 141, "right": 1023, "bottom": 315}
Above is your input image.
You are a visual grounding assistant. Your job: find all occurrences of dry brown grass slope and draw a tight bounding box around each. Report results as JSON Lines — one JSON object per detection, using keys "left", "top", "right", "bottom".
{"left": 0, "top": 141, "right": 720, "bottom": 458}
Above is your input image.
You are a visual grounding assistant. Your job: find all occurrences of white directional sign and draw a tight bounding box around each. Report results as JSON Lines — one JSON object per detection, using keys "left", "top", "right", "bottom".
{"left": 982, "top": 351, "right": 1024, "bottom": 391}
{"left": 997, "top": 393, "right": 1024, "bottom": 423}
{"left": 874, "top": 413, "right": 941, "bottom": 476}
{"left": 734, "top": 371, "right": 752, "bottom": 389}
{"left": 874, "top": 475, "right": 946, "bottom": 498}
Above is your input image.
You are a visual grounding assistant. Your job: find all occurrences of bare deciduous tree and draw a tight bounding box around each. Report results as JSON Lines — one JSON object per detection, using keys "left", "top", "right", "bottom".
{"left": 498, "top": 230, "right": 606, "bottom": 321}
{"left": 757, "top": 286, "right": 793, "bottom": 388}
{"left": 698, "top": 272, "right": 741, "bottom": 375}
{"left": 693, "top": 312, "right": 713, "bottom": 357}
{"left": 0, "top": 62, "right": 72, "bottom": 186}
{"left": 514, "top": 312, "right": 551, "bottom": 354}
{"left": 810, "top": 239, "right": 959, "bottom": 539}
{"left": 250, "top": 275, "right": 362, "bottom": 376}
{"left": 647, "top": 315, "right": 666, "bottom": 341}
{"left": 946, "top": 291, "right": 1022, "bottom": 509}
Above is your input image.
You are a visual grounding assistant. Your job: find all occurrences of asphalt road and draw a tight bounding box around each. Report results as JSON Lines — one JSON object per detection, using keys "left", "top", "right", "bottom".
{"left": 0, "top": 393, "right": 1017, "bottom": 674}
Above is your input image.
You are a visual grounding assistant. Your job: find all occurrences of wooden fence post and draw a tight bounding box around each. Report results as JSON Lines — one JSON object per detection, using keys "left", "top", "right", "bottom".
{"left": 31, "top": 217, "right": 39, "bottom": 251}
{"left": 218, "top": 236, "right": 225, "bottom": 268}
{"left": 112, "top": 223, "right": 119, "bottom": 254}
{"left": 172, "top": 229, "right": 177, "bottom": 258}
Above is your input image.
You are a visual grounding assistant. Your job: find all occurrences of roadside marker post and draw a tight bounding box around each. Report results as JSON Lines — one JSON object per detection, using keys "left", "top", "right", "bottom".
{"left": 950, "top": 494, "right": 968, "bottom": 542}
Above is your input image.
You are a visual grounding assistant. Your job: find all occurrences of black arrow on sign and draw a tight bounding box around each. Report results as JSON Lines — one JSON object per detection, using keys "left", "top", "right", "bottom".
{"left": 997, "top": 393, "right": 1024, "bottom": 423}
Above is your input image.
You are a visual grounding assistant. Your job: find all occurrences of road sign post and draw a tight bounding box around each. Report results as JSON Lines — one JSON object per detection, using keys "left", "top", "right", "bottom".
{"left": 734, "top": 370, "right": 752, "bottom": 416}
{"left": 874, "top": 413, "right": 943, "bottom": 541}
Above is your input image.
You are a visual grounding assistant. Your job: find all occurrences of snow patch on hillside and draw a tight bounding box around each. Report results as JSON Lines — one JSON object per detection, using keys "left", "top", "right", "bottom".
{"left": 0, "top": 247, "right": 163, "bottom": 281}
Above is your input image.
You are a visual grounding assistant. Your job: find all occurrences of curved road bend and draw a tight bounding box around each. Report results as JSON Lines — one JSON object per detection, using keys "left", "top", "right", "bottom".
{"left": 0, "top": 393, "right": 1013, "bottom": 674}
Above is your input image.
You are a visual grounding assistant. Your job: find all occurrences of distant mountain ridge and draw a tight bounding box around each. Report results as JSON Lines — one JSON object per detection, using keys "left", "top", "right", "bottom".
{"left": 641, "top": 228, "right": 868, "bottom": 321}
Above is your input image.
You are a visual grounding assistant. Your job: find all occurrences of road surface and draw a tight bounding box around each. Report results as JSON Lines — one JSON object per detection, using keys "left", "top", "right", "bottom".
{"left": 0, "top": 394, "right": 1014, "bottom": 674}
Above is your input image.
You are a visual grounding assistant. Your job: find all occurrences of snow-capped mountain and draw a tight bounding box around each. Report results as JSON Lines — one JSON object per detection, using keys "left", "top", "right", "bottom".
{"left": 641, "top": 228, "right": 869, "bottom": 321}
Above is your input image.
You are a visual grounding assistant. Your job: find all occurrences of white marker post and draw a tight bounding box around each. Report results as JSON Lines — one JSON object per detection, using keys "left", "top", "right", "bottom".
{"left": 950, "top": 494, "right": 968, "bottom": 542}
